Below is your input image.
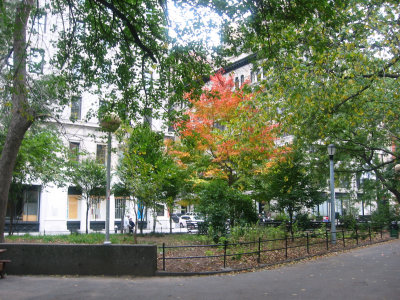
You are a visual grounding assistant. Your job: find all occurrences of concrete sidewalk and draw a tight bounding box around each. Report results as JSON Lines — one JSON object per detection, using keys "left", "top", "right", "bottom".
{"left": 1, "top": 240, "right": 399, "bottom": 300}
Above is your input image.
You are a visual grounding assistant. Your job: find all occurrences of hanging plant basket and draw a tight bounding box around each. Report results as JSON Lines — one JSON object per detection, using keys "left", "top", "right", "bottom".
{"left": 100, "top": 113, "right": 121, "bottom": 132}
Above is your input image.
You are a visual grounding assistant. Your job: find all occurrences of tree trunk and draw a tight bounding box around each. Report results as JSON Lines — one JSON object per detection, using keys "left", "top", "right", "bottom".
{"left": 152, "top": 211, "right": 157, "bottom": 233}
{"left": 120, "top": 199, "right": 126, "bottom": 234}
{"left": 289, "top": 210, "right": 294, "bottom": 241}
{"left": 0, "top": 0, "right": 35, "bottom": 243}
{"left": 86, "top": 199, "right": 90, "bottom": 234}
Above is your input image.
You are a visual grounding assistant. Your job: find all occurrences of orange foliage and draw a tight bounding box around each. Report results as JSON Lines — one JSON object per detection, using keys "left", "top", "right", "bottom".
{"left": 175, "top": 72, "right": 281, "bottom": 182}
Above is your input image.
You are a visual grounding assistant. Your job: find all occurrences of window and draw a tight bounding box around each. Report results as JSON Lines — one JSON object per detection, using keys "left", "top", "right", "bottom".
{"left": 180, "top": 206, "right": 187, "bottom": 214}
{"left": 29, "top": 48, "right": 45, "bottom": 74}
{"left": 22, "top": 186, "right": 40, "bottom": 221}
{"left": 70, "top": 96, "right": 82, "bottom": 121}
{"left": 6, "top": 185, "right": 40, "bottom": 222}
{"left": 67, "top": 186, "right": 82, "bottom": 220}
{"left": 156, "top": 204, "right": 165, "bottom": 217}
{"left": 91, "top": 197, "right": 102, "bottom": 220}
{"left": 69, "top": 142, "right": 80, "bottom": 161}
{"left": 96, "top": 144, "right": 106, "bottom": 165}
{"left": 115, "top": 198, "right": 127, "bottom": 219}
{"left": 235, "top": 77, "right": 239, "bottom": 89}
{"left": 34, "top": 11, "right": 47, "bottom": 34}
{"left": 240, "top": 75, "right": 245, "bottom": 86}
{"left": 68, "top": 196, "right": 79, "bottom": 219}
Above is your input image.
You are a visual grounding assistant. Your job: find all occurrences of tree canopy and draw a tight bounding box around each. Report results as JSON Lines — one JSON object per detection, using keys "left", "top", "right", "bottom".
{"left": 171, "top": 72, "right": 282, "bottom": 188}
{"left": 68, "top": 157, "right": 106, "bottom": 234}
{"left": 215, "top": 0, "right": 400, "bottom": 204}
{"left": 0, "top": 0, "right": 215, "bottom": 242}
{"left": 261, "top": 148, "right": 326, "bottom": 234}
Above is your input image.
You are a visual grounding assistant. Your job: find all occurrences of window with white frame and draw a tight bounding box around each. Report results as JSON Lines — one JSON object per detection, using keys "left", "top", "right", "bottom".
{"left": 96, "top": 144, "right": 106, "bottom": 165}
{"left": 69, "top": 142, "right": 80, "bottom": 162}
{"left": 115, "top": 197, "right": 127, "bottom": 219}
{"left": 70, "top": 96, "right": 82, "bottom": 121}
{"left": 33, "top": 11, "right": 47, "bottom": 34}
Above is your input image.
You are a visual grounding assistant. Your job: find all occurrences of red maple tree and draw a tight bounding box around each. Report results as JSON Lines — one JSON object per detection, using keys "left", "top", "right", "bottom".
{"left": 172, "top": 72, "right": 284, "bottom": 186}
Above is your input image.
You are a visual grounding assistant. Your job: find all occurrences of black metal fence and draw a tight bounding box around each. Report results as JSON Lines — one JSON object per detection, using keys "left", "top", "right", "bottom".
{"left": 158, "top": 226, "right": 393, "bottom": 273}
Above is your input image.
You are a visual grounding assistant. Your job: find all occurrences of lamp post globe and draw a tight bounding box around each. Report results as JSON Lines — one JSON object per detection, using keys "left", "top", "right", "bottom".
{"left": 395, "top": 164, "right": 400, "bottom": 174}
{"left": 327, "top": 144, "right": 336, "bottom": 156}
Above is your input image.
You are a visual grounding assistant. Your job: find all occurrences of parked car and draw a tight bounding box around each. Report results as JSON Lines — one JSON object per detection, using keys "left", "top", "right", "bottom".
{"left": 179, "top": 215, "right": 204, "bottom": 229}
{"left": 179, "top": 215, "right": 192, "bottom": 228}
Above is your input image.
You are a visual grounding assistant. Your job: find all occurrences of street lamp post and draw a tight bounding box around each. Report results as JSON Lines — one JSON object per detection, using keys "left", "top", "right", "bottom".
{"left": 100, "top": 114, "right": 121, "bottom": 245}
{"left": 328, "top": 144, "right": 336, "bottom": 244}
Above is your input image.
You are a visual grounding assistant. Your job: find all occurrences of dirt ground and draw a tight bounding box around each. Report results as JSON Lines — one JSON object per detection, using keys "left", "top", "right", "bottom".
{"left": 156, "top": 233, "right": 393, "bottom": 273}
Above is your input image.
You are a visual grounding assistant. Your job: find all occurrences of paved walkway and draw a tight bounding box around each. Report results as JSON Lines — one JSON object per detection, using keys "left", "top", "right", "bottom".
{"left": 1, "top": 240, "right": 399, "bottom": 300}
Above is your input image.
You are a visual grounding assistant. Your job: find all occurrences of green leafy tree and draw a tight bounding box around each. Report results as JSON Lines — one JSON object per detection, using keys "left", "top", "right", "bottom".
{"left": 1, "top": 126, "right": 67, "bottom": 234}
{"left": 118, "top": 125, "right": 167, "bottom": 234}
{"left": 197, "top": 179, "right": 257, "bottom": 242}
{"left": 158, "top": 155, "right": 188, "bottom": 233}
{"left": 262, "top": 149, "right": 325, "bottom": 237}
{"left": 215, "top": 0, "right": 400, "bottom": 205}
{"left": 68, "top": 158, "right": 106, "bottom": 234}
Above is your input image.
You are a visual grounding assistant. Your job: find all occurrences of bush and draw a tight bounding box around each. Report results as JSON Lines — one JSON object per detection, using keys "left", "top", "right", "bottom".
{"left": 295, "top": 213, "right": 312, "bottom": 231}
{"left": 340, "top": 214, "right": 357, "bottom": 230}
{"left": 197, "top": 179, "right": 257, "bottom": 243}
{"left": 370, "top": 206, "right": 398, "bottom": 230}
{"left": 274, "top": 213, "right": 289, "bottom": 222}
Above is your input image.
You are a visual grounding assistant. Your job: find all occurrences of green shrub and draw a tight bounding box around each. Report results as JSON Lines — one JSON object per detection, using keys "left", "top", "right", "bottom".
{"left": 274, "top": 213, "right": 289, "bottom": 222}
{"left": 340, "top": 214, "right": 357, "bottom": 230}
{"left": 295, "top": 213, "right": 312, "bottom": 231}
{"left": 230, "top": 226, "right": 245, "bottom": 243}
{"left": 357, "top": 222, "right": 369, "bottom": 233}
{"left": 197, "top": 180, "right": 257, "bottom": 243}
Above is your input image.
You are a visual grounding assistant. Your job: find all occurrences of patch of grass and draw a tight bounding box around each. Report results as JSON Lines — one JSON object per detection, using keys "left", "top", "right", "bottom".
{"left": 5, "top": 232, "right": 207, "bottom": 247}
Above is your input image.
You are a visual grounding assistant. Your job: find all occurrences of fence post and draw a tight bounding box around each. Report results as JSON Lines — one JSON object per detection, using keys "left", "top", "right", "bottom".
{"left": 285, "top": 235, "right": 288, "bottom": 259}
{"left": 223, "top": 240, "right": 228, "bottom": 268}
{"left": 306, "top": 233, "right": 309, "bottom": 254}
{"left": 258, "top": 237, "right": 261, "bottom": 263}
{"left": 342, "top": 228, "right": 345, "bottom": 248}
{"left": 369, "top": 225, "right": 372, "bottom": 243}
{"left": 326, "top": 230, "right": 329, "bottom": 250}
{"left": 162, "top": 243, "right": 166, "bottom": 271}
{"left": 355, "top": 227, "right": 359, "bottom": 245}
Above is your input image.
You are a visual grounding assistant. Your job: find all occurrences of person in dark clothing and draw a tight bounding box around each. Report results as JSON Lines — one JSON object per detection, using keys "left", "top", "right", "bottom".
{"left": 128, "top": 218, "right": 135, "bottom": 234}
